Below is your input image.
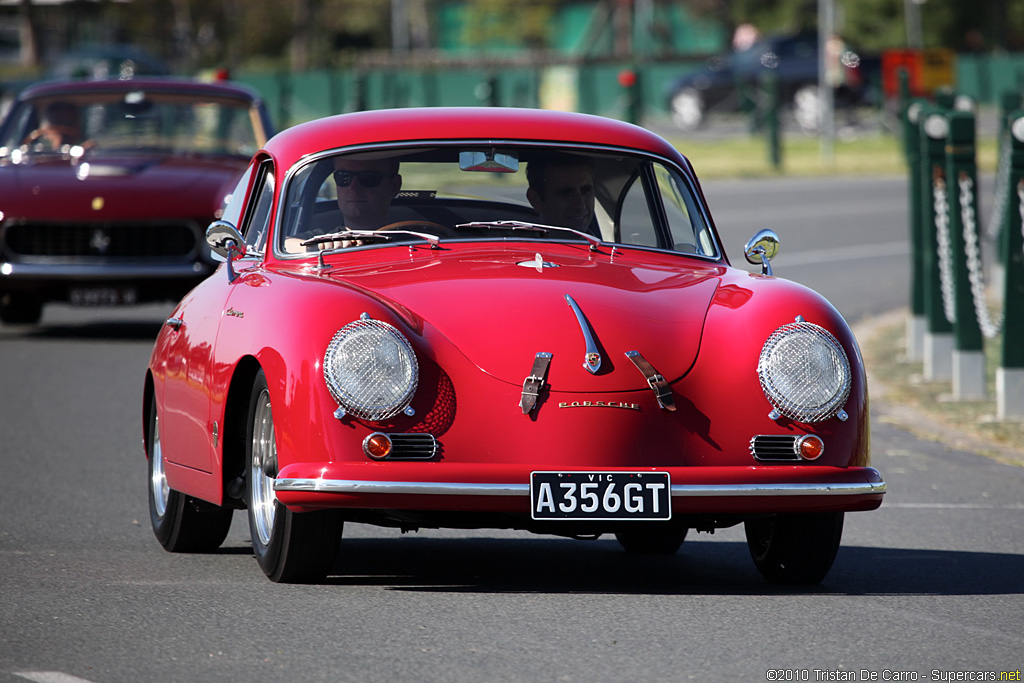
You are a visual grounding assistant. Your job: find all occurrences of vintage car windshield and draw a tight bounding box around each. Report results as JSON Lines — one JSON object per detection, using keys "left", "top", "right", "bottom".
{"left": 0, "top": 91, "right": 261, "bottom": 159}
{"left": 276, "top": 146, "right": 718, "bottom": 257}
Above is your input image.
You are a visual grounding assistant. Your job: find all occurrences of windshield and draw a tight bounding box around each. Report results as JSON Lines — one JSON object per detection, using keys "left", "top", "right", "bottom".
{"left": 0, "top": 90, "right": 261, "bottom": 159}
{"left": 276, "top": 146, "right": 718, "bottom": 258}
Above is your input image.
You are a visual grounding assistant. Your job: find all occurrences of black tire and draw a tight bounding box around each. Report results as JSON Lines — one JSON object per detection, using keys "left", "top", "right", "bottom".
{"left": 246, "top": 369, "right": 342, "bottom": 583}
{"left": 0, "top": 294, "right": 43, "bottom": 325}
{"left": 147, "top": 395, "right": 233, "bottom": 552}
{"left": 744, "top": 512, "right": 844, "bottom": 584}
{"left": 615, "top": 525, "right": 688, "bottom": 554}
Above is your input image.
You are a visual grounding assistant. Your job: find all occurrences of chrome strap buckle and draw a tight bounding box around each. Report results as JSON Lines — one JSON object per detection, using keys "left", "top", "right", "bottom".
{"left": 520, "top": 352, "right": 553, "bottom": 415}
{"left": 625, "top": 350, "right": 676, "bottom": 411}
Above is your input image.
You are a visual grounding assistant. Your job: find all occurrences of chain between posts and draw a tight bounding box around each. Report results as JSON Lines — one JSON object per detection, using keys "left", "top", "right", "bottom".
{"left": 931, "top": 141, "right": 1024, "bottom": 340}
{"left": 932, "top": 175, "right": 957, "bottom": 325}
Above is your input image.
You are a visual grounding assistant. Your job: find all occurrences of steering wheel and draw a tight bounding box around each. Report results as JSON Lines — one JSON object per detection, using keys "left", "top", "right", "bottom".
{"left": 378, "top": 220, "right": 459, "bottom": 238}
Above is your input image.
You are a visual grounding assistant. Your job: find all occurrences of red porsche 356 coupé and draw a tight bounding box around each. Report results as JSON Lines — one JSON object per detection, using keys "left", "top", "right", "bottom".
{"left": 143, "top": 107, "right": 884, "bottom": 584}
{"left": 0, "top": 78, "right": 272, "bottom": 324}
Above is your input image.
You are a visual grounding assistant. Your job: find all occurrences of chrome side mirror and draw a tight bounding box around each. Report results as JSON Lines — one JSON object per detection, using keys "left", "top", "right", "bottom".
{"left": 206, "top": 220, "right": 247, "bottom": 283}
{"left": 743, "top": 229, "right": 780, "bottom": 276}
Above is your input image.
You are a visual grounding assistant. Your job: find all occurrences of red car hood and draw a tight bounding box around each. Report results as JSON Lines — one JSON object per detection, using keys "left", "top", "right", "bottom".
{"left": 320, "top": 245, "right": 723, "bottom": 392}
{"left": 0, "top": 155, "right": 245, "bottom": 220}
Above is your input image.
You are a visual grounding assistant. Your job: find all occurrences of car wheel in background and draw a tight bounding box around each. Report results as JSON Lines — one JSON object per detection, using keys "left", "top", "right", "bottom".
{"left": 670, "top": 87, "right": 704, "bottom": 130}
{"left": 615, "top": 525, "right": 688, "bottom": 554}
{"left": 793, "top": 84, "right": 822, "bottom": 132}
{"left": 246, "top": 369, "right": 342, "bottom": 583}
{"left": 148, "top": 395, "right": 233, "bottom": 552}
{"left": 744, "top": 511, "right": 844, "bottom": 584}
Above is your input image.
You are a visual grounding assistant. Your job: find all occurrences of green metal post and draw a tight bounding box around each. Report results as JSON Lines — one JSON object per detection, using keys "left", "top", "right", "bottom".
{"left": 764, "top": 72, "right": 781, "bottom": 170}
{"left": 945, "top": 109, "right": 985, "bottom": 398}
{"left": 919, "top": 103, "right": 954, "bottom": 380}
{"left": 997, "top": 113, "right": 1024, "bottom": 419}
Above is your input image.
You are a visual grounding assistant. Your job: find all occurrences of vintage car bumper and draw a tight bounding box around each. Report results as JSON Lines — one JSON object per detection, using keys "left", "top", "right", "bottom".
{"left": 0, "top": 261, "right": 210, "bottom": 280}
{"left": 274, "top": 462, "right": 886, "bottom": 515}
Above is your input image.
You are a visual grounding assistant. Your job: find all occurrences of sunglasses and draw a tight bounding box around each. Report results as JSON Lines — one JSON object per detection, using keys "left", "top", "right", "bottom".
{"left": 333, "top": 170, "right": 392, "bottom": 188}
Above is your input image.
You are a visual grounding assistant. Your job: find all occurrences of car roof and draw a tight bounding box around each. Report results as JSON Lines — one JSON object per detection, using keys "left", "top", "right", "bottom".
{"left": 16, "top": 77, "right": 263, "bottom": 103}
{"left": 262, "top": 107, "right": 689, "bottom": 170}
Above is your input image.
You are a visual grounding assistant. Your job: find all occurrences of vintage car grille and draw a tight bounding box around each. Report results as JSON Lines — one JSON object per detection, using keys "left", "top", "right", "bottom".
{"left": 749, "top": 435, "right": 801, "bottom": 462}
{"left": 385, "top": 434, "right": 439, "bottom": 460}
{"left": 2, "top": 221, "right": 201, "bottom": 259}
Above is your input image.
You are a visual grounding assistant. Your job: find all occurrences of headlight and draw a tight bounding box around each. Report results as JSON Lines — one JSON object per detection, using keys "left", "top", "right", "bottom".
{"left": 757, "top": 321, "right": 851, "bottom": 423}
{"left": 324, "top": 318, "right": 418, "bottom": 421}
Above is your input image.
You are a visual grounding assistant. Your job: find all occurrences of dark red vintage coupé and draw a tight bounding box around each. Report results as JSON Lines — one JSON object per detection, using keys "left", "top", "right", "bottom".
{"left": 0, "top": 78, "right": 273, "bottom": 324}
{"left": 143, "top": 107, "right": 884, "bottom": 584}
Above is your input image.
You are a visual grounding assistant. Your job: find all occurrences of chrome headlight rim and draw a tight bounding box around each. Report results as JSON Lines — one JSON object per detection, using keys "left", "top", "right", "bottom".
{"left": 757, "top": 321, "right": 852, "bottom": 424}
{"left": 323, "top": 318, "right": 418, "bottom": 422}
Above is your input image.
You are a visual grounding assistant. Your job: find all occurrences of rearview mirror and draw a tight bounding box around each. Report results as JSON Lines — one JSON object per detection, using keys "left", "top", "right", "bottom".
{"left": 459, "top": 149, "right": 518, "bottom": 173}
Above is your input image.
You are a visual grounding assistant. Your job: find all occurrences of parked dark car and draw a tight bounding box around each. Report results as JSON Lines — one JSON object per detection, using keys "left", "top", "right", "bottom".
{"left": 664, "top": 32, "right": 869, "bottom": 131}
{"left": 0, "top": 78, "right": 273, "bottom": 324}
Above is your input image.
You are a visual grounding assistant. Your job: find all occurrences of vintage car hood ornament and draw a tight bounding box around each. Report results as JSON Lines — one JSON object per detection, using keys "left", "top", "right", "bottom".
{"left": 324, "top": 247, "right": 721, "bottom": 392}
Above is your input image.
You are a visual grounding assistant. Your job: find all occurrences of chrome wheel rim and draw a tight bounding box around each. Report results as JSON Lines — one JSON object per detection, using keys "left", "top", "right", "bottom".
{"left": 150, "top": 409, "right": 169, "bottom": 518}
{"left": 249, "top": 388, "right": 277, "bottom": 548}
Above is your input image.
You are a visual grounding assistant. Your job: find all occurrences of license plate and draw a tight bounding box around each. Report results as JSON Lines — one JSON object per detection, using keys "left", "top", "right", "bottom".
{"left": 530, "top": 471, "right": 671, "bottom": 521}
{"left": 69, "top": 287, "right": 138, "bottom": 307}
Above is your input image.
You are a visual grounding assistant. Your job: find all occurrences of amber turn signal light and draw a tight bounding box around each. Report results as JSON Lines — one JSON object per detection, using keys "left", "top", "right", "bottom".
{"left": 796, "top": 435, "right": 824, "bottom": 461}
{"left": 363, "top": 432, "right": 393, "bottom": 460}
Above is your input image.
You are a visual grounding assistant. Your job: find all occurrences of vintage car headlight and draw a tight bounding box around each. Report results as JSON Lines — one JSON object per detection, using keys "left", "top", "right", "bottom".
{"left": 757, "top": 321, "right": 851, "bottom": 423}
{"left": 324, "top": 318, "right": 418, "bottom": 421}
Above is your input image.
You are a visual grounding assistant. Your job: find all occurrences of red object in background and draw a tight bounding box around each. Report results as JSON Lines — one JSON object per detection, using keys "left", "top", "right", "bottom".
{"left": 617, "top": 69, "right": 637, "bottom": 88}
{"left": 882, "top": 48, "right": 956, "bottom": 98}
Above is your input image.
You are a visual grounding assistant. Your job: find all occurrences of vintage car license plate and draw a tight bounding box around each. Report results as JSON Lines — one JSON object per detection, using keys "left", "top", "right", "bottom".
{"left": 530, "top": 471, "right": 671, "bottom": 521}
{"left": 69, "top": 287, "right": 138, "bottom": 307}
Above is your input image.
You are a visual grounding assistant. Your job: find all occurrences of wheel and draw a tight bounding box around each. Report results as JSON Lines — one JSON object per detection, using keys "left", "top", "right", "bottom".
{"left": 615, "top": 525, "right": 688, "bottom": 554}
{"left": 0, "top": 294, "right": 43, "bottom": 325}
{"left": 147, "top": 395, "right": 233, "bottom": 552}
{"left": 744, "top": 512, "right": 844, "bottom": 584}
{"left": 793, "top": 84, "right": 822, "bottom": 132}
{"left": 246, "top": 369, "right": 342, "bottom": 583}
{"left": 670, "top": 87, "right": 704, "bottom": 130}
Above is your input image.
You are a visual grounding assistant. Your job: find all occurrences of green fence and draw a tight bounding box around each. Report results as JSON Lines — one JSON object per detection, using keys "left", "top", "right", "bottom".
{"left": 236, "top": 53, "right": 1024, "bottom": 130}
{"left": 235, "top": 61, "right": 703, "bottom": 129}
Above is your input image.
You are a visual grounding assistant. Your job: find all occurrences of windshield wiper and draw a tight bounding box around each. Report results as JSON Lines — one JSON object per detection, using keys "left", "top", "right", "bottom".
{"left": 301, "top": 229, "right": 442, "bottom": 265}
{"left": 455, "top": 220, "right": 603, "bottom": 251}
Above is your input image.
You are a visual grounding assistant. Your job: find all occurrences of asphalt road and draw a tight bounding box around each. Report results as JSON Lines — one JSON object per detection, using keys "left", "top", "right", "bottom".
{"left": 2, "top": 176, "right": 1022, "bottom": 682}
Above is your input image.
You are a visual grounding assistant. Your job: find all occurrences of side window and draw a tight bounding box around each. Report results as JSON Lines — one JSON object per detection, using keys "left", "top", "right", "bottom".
{"left": 655, "top": 165, "right": 716, "bottom": 256}
{"left": 220, "top": 163, "right": 257, "bottom": 229}
{"left": 618, "top": 172, "right": 660, "bottom": 248}
{"left": 616, "top": 162, "right": 716, "bottom": 256}
{"left": 242, "top": 164, "right": 275, "bottom": 253}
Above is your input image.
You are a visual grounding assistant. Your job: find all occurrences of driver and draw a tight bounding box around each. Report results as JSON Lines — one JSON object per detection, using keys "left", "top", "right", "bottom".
{"left": 286, "top": 156, "right": 402, "bottom": 252}
{"left": 24, "top": 101, "right": 87, "bottom": 151}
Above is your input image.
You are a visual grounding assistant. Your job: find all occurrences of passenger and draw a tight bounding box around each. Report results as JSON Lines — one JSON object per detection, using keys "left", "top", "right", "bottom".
{"left": 525, "top": 153, "right": 596, "bottom": 234}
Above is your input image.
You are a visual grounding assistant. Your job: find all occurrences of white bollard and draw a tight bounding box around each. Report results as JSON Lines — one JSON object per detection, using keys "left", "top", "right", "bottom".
{"left": 923, "top": 331, "right": 954, "bottom": 381}
{"left": 952, "top": 349, "right": 986, "bottom": 399}
{"left": 997, "top": 367, "right": 1024, "bottom": 420}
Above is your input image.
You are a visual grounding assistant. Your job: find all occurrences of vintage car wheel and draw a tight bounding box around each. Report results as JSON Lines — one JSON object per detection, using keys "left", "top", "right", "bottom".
{"left": 147, "top": 396, "right": 233, "bottom": 552}
{"left": 0, "top": 294, "right": 43, "bottom": 325}
{"left": 670, "top": 88, "right": 704, "bottom": 130}
{"left": 614, "top": 526, "right": 688, "bottom": 554}
{"left": 246, "top": 370, "right": 342, "bottom": 583}
{"left": 744, "top": 512, "right": 844, "bottom": 584}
